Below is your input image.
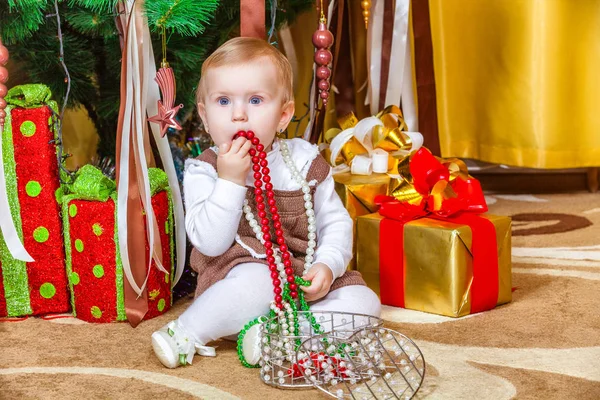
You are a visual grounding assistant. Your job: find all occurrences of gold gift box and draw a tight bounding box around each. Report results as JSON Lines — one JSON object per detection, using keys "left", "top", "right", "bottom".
{"left": 334, "top": 172, "right": 391, "bottom": 219}
{"left": 333, "top": 172, "right": 391, "bottom": 270}
{"left": 356, "top": 213, "right": 512, "bottom": 317}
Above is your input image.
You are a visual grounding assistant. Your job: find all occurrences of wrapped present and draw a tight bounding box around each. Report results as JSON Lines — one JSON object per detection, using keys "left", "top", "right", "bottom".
{"left": 357, "top": 213, "right": 512, "bottom": 317}
{"left": 61, "top": 166, "right": 174, "bottom": 323}
{"left": 356, "top": 148, "right": 512, "bottom": 317}
{"left": 0, "top": 84, "right": 69, "bottom": 317}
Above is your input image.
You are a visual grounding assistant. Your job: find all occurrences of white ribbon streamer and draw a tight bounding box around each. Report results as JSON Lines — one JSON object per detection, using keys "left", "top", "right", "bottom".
{"left": 132, "top": 10, "right": 163, "bottom": 282}
{"left": 367, "top": 0, "right": 384, "bottom": 112}
{"left": 384, "top": 0, "right": 410, "bottom": 112}
{"left": 401, "top": 22, "right": 418, "bottom": 131}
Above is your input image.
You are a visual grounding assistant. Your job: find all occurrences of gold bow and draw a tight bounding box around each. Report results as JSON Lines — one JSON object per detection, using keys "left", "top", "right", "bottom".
{"left": 323, "top": 105, "right": 420, "bottom": 175}
{"left": 388, "top": 150, "right": 473, "bottom": 207}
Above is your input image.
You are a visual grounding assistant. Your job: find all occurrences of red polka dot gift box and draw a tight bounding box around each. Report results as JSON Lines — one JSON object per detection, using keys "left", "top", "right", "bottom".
{"left": 0, "top": 84, "right": 70, "bottom": 317}
{"left": 61, "top": 165, "right": 174, "bottom": 323}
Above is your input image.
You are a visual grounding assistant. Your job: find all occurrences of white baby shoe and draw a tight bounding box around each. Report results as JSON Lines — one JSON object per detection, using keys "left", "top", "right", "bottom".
{"left": 152, "top": 320, "right": 214, "bottom": 368}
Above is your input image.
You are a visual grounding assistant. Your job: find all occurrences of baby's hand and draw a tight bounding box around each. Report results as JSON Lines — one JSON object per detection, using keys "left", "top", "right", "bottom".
{"left": 217, "top": 136, "right": 253, "bottom": 186}
{"left": 301, "top": 263, "right": 333, "bottom": 302}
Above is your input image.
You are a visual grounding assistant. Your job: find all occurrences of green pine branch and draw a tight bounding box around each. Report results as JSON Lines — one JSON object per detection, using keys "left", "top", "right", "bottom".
{"left": 64, "top": 6, "right": 120, "bottom": 38}
{"left": 145, "top": 0, "right": 219, "bottom": 36}
{"left": 0, "top": 1, "right": 47, "bottom": 44}
{"left": 67, "top": 0, "right": 119, "bottom": 13}
{"left": 8, "top": 0, "right": 48, "bottom": 9}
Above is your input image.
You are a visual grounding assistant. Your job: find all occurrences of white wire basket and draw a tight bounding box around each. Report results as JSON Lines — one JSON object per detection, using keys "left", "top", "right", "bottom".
{"left": 257, "top": 310, "right": 425, "bottom": 398}
{"left": 258, "top": 311, "right": 383, "bottom": 389}
{"left": 298, "top": 327, "right": 426, "bottom": 399}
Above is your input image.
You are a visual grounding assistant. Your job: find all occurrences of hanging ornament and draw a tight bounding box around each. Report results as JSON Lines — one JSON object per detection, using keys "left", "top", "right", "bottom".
{"left": 312, "top": 0, "right": 334, "bottom": 107}
{"left": 361, "top": 0, "right": 372, "bottom": 29}
{"left": 148, "top": 27, "right": 183, "bottom": 137}
{"left": 0, "top": 37, "right": 8, "bottom": 129}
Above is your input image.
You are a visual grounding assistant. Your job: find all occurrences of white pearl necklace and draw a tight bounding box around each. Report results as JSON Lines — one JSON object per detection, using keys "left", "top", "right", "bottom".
{"left": 242, "top": 139, "right": 318, "bottom": 343}
{"left": 242, "top": 139, "right": 317, "bottom": 280}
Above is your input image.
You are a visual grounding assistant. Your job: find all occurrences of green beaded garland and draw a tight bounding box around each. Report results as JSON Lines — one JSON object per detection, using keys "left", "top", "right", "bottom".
{"left": 237, "top": 316, "right": 266, "bottom": 368}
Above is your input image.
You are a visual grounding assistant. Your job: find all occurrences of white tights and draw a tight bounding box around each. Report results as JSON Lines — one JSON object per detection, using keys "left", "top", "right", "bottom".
{"left": 178, "top": 262, "right": 381, "bottom": 345}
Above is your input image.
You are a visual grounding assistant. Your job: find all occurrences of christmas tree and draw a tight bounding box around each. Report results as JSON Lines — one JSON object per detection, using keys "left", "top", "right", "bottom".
{"left": 1, "top": 0, "right": 313, "bottom": 158}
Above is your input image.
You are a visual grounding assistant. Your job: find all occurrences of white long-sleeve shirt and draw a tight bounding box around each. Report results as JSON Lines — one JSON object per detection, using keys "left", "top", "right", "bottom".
{"left": 183, "top": 138, "right": 353, "bottom": 280}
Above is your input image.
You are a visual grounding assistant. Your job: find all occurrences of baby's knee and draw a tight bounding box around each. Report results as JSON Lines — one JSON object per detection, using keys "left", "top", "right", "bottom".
{"left": 341, "top": 285, "right": 382, "bottom": 317}
{"left": 360, "top": 286, "right": 382, "bottom": 317}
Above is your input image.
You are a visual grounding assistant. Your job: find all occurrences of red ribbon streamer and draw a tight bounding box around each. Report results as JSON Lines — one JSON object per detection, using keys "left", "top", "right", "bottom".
{"left": 376, "top": 148, "right": 499, "bottom": 313}
{"left": 240, "top": 0, "right": 266, "bottom": 39}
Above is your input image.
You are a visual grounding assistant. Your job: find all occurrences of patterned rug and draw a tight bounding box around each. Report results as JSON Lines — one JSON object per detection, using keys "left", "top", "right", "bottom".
{"left": 1, "top": 193, "right": 600, "bottom": 399}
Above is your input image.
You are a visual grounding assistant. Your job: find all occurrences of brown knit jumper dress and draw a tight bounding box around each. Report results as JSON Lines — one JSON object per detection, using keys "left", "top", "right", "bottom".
{"left": 190, "top": 147, "right": 366, "bottom": 299}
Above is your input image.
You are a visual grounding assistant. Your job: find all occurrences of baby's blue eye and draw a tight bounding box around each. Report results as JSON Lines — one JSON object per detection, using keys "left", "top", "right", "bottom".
{"left": 218, "top": 98, "right": 230, "bottom": 106}
{"left": 250, "top": 97, "right": 262, "bottom": 105}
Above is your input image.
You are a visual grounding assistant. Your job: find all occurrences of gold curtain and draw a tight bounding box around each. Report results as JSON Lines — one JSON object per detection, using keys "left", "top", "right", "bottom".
{"left": 429, "top": 0, "right": 600, "bottom": 168}
{"left": 61, "top": 107, "right": 99, "bottom": 169}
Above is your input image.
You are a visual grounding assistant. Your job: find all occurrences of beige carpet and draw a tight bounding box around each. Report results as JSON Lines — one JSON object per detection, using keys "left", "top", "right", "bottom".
{"left": 2, "top": 193, "right": 600, "bottom": 399}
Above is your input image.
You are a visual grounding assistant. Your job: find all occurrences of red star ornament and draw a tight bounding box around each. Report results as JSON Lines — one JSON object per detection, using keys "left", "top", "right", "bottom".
{"left": 148, "top": 100, "right": 182, "bottom": 137}
{"left": 148, "top": 66, "right": 183, "bottom": 137}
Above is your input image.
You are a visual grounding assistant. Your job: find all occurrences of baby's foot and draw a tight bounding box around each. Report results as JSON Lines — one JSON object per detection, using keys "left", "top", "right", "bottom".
{"left": 151, "top": 321, "right": 196, "bottom": 368}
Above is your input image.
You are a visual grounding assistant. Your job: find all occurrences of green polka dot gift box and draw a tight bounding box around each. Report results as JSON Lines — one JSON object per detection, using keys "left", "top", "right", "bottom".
{"left": 0, "top": 84, "right": 70, "bottom": 317}
{"left": 61, "top": 165, "right": 174, "bottom": 323}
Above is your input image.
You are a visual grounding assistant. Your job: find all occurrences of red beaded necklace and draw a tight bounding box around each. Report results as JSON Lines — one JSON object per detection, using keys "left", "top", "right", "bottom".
{"left": 234, "top": 130, "right": 298, "bottom": 310}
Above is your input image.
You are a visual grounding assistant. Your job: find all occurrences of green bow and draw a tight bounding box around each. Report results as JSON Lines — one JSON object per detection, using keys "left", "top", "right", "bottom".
{"left": 5, "top": 84, "right": 54, "bottom": 108}
{"left": 66, "top": 164, "right": 169, "bottom": 202}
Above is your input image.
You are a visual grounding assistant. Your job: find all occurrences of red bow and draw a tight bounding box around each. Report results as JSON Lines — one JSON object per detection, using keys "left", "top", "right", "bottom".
{"left": 376, "top": 148, "right": 487, "bottom": 220}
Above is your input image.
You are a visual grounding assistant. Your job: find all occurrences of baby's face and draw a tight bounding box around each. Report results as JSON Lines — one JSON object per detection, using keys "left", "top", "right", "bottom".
{"left": 198, "top": 58, "right": 294, "bottom": 150}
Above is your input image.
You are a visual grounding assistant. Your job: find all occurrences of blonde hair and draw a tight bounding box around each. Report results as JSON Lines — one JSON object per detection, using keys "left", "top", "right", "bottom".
{"left": 196, "top": 37, "right": 294, "bottom": 105}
